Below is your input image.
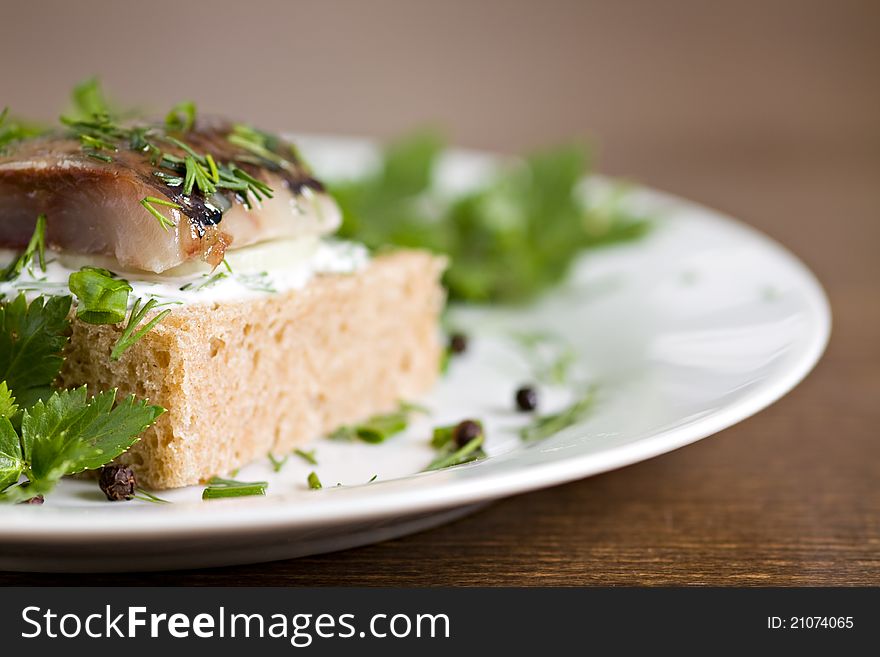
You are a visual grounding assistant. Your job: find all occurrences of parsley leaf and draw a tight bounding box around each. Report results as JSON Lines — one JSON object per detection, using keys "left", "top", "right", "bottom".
{"left": 0, "top": 381, "right": 18, "bottom": 418}
{"left": 331, "top": 132, "right": 650, "bottom": 303}
{"left": 68, "top": 267, "right": 132, "bottom": 324}
{"left": 0, "top": 294, "right": 72, "bottom": 410}
{"left": 22, "top": 387, "right": 164, "bottom": 481}
{"left": 0, "top": 415, "right": 23, "bottom": 490}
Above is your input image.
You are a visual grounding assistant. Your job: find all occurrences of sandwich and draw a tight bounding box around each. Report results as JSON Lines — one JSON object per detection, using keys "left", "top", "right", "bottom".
{"left": 0, "top": 107, "right": 445, "bottom": 490}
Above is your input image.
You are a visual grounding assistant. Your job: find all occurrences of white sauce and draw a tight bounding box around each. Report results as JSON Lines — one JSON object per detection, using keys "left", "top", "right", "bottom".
{"left": 0, "top": 238, "right": 370, "bottom": 308}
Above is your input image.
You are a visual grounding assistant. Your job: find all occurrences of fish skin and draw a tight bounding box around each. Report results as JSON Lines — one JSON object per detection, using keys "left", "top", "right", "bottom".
{"left": 0, "top": 121, "right": 340, "bottom": 273}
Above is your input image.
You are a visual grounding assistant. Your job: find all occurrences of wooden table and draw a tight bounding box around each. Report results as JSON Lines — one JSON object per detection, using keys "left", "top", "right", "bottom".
{"left": 1, "top": 139, "right": 876, "bottom": 586}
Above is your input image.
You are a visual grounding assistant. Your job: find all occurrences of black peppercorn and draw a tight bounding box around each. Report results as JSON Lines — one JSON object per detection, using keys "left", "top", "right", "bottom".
{"left": 18, "top": 494, "right": 44, "bottom": 505}
{"left": 453, "top": 419, "right": 483, "bottom": 447}
{"left": 515, "top": 386, "right": 539, "bottom": 412}
{"left": 99, "top": 464, "right": 137, "bottom": 501}
{"left": 448, "top": 332, "right": 468, "bottom": 355}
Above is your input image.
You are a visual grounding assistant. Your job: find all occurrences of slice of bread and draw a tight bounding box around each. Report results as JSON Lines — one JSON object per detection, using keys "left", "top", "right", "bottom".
{"left": 58, "top": 250, "right": 446, "bottom": 489}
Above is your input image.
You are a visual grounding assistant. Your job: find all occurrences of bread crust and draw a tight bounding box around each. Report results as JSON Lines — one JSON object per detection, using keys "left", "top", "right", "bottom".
{"left": 58, "top": 250, "right": 446, "bottom": 489}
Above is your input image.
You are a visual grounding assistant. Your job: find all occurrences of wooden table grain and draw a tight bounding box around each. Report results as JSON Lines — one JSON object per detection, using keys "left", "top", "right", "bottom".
{"left": 1, "top": 142, "right": 877, "bottom": 587}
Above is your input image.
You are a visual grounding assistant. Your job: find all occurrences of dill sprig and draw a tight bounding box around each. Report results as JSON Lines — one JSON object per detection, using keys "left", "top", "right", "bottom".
{"left": 152, "top": 171, "right": 184, "bottom": 187}
{"left": 267, "top": 452, "right": 288, "bottom": 472}
{"left": 228, "top": 123, "right": 290, "bottom": 170}
{"left": 134, "top": 488, "right": 171, "bottom": 504}
{"left": 425, "top": 434, "right": 485, "bottom": 471}
{"left": 294, "top": 448, "right": 318, "bottom": 465}
{"left": 79, "top": 133, "right": 117, "bottom": 152}
{"left": 0, "top": 214, "right": 46, "bottom": 282}
{"left": 0, "top": 107, "right": 49, "bottom": 153}
{"left": 520, "top": 387, "right": 597, "bottom": 442}
{"left": 110, "top": 297, "right": 172, "bottom": 361}
{"left": 183, "top": 155, "right": 217, "bottom": 196}
{"left": 140, "top": 196, "right": 180, "bottom": 231}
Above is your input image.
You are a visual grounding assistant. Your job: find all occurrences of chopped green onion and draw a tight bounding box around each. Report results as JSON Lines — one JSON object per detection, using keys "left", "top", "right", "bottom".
{"left": 68, "top": 266, "right": 132, "bottom": 324}
{"left": 307, "top": 471, "right": 322, "bottom": 489}
{"left": 202, "top": 476, "right": 267, "bottom": 499}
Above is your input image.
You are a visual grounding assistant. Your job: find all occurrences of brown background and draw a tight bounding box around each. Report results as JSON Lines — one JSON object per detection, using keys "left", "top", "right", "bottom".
{"left": 1, "top": 0, "right": 878, "bottom": 585}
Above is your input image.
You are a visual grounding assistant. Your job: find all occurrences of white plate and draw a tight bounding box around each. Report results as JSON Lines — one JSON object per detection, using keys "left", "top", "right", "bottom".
{"left": 0, "top": 138, "right": 830, "bottom": 572}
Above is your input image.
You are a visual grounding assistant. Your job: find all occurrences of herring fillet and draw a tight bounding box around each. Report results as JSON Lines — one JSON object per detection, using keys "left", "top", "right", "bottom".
{"left": 0, "top": 122, "right": 341, "bottom": 273}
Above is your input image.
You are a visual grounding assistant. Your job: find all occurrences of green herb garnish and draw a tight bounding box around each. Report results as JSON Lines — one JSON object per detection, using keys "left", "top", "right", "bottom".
{"left": 511, "top": 331, "right": 576, "bottom": 385}
{"left": 228, "top": 124, "right": 290, "bottom": 170}
{"left": 236, "top": 272, "right": 276, "bottom": 293}
{"left": 140, "top": 196, "right": 180, "bottom": 231}
{"left": 328, "top": 400, "right": 429, "bottom": 443}
{"left": 134, "top": 488, "right": 171, "bottom": 504}
{"left": 332, "top": 132, "right": 650, "bottom": 303}
{"left": 165, "top": 101, "right": 196, "bottom": 132}
{"left": 307, "top": 471, "right": 322, "bottom": 490}
{"left": 426, "top": 420, "right": 487, "bottom": 470}
{"left": 268, "top": 452, "right": 288, "bottom": 472}
{"left": 0, "top": 386, "right": 164, "bottom": 502}
{"left": 0, "top": 382, "right": 18, "bottom": 419}
{"left": 183, "top": 155, "right": 217, "bottom": 196}
{"left": 196, "top": 272, "right": 227, "bottom": 290}
{"left": 0, "top": 107, "right": 48, "bottom": 153}
{"left": 398, "top": 400, "right": 431, "bottom": 415}
{"left": 202, "top": 476, "right": 267, "bottom": 499}
{"left": 0, "top": 294, "right": 71, "bottom": 410}
{"left": 430, "top": 423, "right": 457, "bottom": 449}
{"left": 520, "top": 387, "right": 597, "bottom": 442}
{"left": 110, "top": 297, "right": 171, "bottom": 361}
{"left": 68, "top": 77, "right": 113, "bottom": 121}
{"left": 68, "top": 267, "right": 132, "bottom": 324}
{"left": 85, "top": 151, "right": 114, "bottom": 163}
{"left": 0, "top": 214, "right": 46, "bottom": 282}
{"left": 329, "top": 406, "right": 410, "bottom": 444}
{"left": 294, "top": 448, "right": 318, "bottom": 465}
{"left": 425, "top": 434, "right": 486, "bottom": 471}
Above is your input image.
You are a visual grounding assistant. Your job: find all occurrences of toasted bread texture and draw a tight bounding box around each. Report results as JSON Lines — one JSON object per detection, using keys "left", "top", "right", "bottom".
{"left": 58, "top": 250, "right": 446, "bottom": 489}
